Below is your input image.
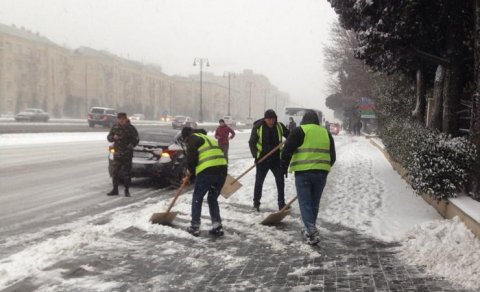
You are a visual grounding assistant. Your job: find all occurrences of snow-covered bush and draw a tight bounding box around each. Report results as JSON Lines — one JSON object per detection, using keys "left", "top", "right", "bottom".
{"left": 380, "top": 119, "right": 476, "bottom": 200}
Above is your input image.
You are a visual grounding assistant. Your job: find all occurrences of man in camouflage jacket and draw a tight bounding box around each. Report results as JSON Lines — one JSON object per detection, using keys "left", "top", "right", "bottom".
{"left": 107, "top": 112, "right": 139, "bottom": 196}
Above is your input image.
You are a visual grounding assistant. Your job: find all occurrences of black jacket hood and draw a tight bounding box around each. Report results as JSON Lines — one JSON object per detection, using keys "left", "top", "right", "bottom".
{"left": 300, "top": 110, "right": 320, "bottom": 125}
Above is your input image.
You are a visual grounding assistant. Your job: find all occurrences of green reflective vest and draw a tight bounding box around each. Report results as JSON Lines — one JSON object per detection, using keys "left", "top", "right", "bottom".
{"left": 256, "top": 123, "right": 283, "bottom": 159}
{"left": 289, "top": 124, "right": 331, "bottom": 172}
{"left": 194, "top": 133, "right": 227, "bottom": 175}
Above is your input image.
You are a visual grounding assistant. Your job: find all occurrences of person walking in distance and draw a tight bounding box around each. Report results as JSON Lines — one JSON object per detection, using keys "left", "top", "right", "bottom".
{"left": 107, "top": 112, "right": 139, "bottom": 197}
{"left": 288, "top": 116, "right": 297, "bottom": 132}
{"left": 249, "top": 109, "right": 289, "bottom": 212}
{"left": 281, "top": 110, "right": 336, "bottom": 245}
{"left": 181, "top": 127, "right": 228, "bottom": 237}
{"left": 214, "top": 119, "right": 235, "bottom": 163}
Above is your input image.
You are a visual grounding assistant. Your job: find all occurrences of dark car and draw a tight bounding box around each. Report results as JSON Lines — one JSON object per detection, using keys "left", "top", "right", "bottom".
{"left": 108, "top": 129, "right": 187, "bottom": 186}
{"left": 88, "top": 107, "right": 117, "bottom": 127}
{"left": 15, "top": 108, "right": 50, "bottom": 122}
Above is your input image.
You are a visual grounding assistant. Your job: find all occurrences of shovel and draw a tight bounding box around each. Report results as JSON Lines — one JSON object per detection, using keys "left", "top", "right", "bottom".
{"left": 221, "top": 142, "right": 284, "bottom": 198}
{"left": 150, "top": 174, "right": 191, "bottom": 225}
{"left": 260, "top": 196, "right": 297, "bottom": 225}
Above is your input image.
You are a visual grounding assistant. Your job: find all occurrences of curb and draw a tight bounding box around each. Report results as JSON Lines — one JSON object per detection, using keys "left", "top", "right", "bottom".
{"left": 368, "top": 137, "right": 480, "bottom": 238}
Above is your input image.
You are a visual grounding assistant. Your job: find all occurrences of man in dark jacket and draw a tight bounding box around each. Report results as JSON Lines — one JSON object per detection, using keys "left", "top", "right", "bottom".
{"left": 248, "top": 109, "right": 289, "bottom": 211}
{"left": 107, "top": 112, "right": 139, "bottom": 197}
{"left": 181, "top": 126, "right": 228, "bottom": 237}
{"left": 281, "top": 110, "right": 336, "bottom": 245}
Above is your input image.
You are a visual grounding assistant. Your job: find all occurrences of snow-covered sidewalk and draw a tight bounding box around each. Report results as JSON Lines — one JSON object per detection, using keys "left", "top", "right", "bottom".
{"left": 0, "top": 132, "right": 479, "bottom": 290}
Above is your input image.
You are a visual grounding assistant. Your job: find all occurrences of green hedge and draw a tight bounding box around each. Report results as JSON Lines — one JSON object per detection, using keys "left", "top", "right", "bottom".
{"left": 380, "top": 118, "right": 477, "bottom": 200}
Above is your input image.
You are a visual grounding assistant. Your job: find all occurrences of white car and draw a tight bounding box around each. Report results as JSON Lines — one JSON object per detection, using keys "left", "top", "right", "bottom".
{"left": 129, "top": 114, "right": 145, "bottom": 121}
{"left": 222, "top": 116, "right": 236, "bottom": 127}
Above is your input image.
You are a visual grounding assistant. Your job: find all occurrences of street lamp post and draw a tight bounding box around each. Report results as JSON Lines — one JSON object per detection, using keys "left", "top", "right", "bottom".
{"left": 246, "top": 81, "right": 254, "bottom": 119}
{"left": 193, "top": 57, "right": 209, "bottom": 122}
{"left": 223, "top": 72, "right": 235, "bottom": 116}
{"left": 264, "top": 88, "right": 268, "bottom": 112}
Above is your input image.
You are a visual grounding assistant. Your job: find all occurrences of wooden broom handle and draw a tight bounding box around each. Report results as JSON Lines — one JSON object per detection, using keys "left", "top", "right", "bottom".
{"left": 232, "top": 142, "right": 285, "bottom": 184}
{"left": 165, "top": 174, "right": 191, "bottom": 214}
{"left": 279, "top": 196, "right": 298, "bottom": 212}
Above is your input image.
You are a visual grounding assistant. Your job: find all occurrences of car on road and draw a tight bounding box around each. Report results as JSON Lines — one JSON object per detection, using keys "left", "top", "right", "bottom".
{"left": 329, "top": 123, "right": 341, "bottom": 135}
{"left": 245, "top": 117, "right": 254, "bottom": 126}
{"left": 172, "top": 115, "right": 186, "bottom": 129}
{"left": 108, "top": 129, "right": 187, "bottom": 186}
{"left": 88, "top": 107, "right": 117, "bottom": 128}
{"left": 172, "top": 115, "right": 197, "bottom": 129}
{"left": 15, "top": 108, "right": 50, "bottom": 122}
{"left": 222, "top": 115, "right": 236, "bottom": 127}
{"left": 129, "top": 113, "right": 145, "bottom": 121}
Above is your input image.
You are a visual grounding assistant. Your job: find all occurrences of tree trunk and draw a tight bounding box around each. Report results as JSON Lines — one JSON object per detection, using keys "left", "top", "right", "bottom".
{"left": 442, "top": 2, "right": 465, "bottom": 137}
{"left": 429, "top": 65, "right": 445, "bottom": 130}
{"left": 412, "top": 68, "right": 426, "bottom": 123}
{"left": 470, "top": 0, "right": 480, "bottom": 199}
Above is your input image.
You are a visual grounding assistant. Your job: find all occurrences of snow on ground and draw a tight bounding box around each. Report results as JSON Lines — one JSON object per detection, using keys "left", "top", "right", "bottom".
{"left": 0, "top": 131, "right": 479, "bottom": 289}
{"left": 323, "top": 135, "right": 480, "bottom": 289}
{"left": 0, "top": 132, "right": 107, "bottom": 146}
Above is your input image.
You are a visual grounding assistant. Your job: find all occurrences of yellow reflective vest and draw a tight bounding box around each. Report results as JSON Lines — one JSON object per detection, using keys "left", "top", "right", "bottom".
{"left": 256, "top": 123, "right": 283, "bottom": 159}
{"left": 194, "top": 133, "right": 227, "bottom": 175}
{"left": 289, "top": 124, "right": 331, "bottom": 172}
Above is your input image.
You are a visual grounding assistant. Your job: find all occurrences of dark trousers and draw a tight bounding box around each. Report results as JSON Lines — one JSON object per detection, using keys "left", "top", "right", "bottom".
{"left": 253, "top": 159, "right": 285, "bottom": 208}
{"left": 295, "top": 171, "right": 328, "bottom": 235}
{"left": 191, "top": 173, "right": 227, "bottom": 227}
{"left": 219, "top": 144, "right": 229, "bottom": 162}
{"left": 112, "top": 154, "right": 133, "bottom": 188}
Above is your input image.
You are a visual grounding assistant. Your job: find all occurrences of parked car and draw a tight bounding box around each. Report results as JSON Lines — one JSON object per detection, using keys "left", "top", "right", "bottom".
{"left": 329, "top": 123, "right": 341, "bottom": 135}
{"left": 222, "top": 115, "right": 236, "bottom": 127}
{"left": 88, "top": 107, "right": 117, "bottom": 127}
{"left": 108, "top": 129, "right": 187, "bottom": 186}
{"left": 15, "top": 108, "right": 49, "bottom": 122}
{"left": 129, "top": 113, "right": 145, "bottom": 121}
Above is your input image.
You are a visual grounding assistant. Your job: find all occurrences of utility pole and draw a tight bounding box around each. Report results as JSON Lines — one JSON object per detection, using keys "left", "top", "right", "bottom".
{"left": 223, "top": 72, "right": 236, "bottom": 116}
{"left": 247, "top": 81, "right": 254, "bottom": 119}
{"left": 264, "top": 88, "right": 268, "bottom": 112}
{"left": 169, "top": 82, "right": 174, "bottom": 116}
{"left": 193, "top": 58, "right": 209, "bottom": 122}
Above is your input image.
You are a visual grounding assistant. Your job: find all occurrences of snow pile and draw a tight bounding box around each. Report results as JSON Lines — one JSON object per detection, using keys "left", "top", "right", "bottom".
{"left": 398, "top": 217, "right": 480, "bottom": 290}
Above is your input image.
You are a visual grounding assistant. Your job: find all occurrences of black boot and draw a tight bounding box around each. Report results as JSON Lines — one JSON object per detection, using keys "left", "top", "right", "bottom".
{"left": 107, "top": 187, "right": 119, "bottom": 196}
{"left": 124, "top": 187, "right": 130, "bottom": 197}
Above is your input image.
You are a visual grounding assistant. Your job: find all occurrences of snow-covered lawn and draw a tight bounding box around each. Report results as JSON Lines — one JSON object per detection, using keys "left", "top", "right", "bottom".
{"left": 0, "top": 132, "right": 479, "bottom": 290}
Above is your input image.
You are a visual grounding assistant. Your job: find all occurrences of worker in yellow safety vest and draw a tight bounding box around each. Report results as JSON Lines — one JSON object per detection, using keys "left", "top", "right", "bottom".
{"left": 248, "top": 109, "right": 290, "bottom": 212}
{"left": 181, "top": 126, "right": 228, "bottom": 237}
{"left": 281, "top": 110, "right": 336, "bottom": 245}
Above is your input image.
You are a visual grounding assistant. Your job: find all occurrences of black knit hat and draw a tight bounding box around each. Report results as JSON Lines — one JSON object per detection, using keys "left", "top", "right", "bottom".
{"left": 181, "top": 126, "right": 193, "bottom": 138}
{"left": 264, "top": 109, "right": 277, "bottom": 119}
{"left": 117, "top": 112, "right": 127, "bottom": 118}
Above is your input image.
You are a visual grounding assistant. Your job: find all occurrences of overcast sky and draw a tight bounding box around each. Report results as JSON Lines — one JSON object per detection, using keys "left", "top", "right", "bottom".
{"left": 0, "top": 0, "right": 338, "bottom": 120}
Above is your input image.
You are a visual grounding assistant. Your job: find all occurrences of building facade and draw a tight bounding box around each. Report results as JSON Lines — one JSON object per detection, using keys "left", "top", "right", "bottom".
{"left": 0, "top": 23, "right": 289, "bottom": 120}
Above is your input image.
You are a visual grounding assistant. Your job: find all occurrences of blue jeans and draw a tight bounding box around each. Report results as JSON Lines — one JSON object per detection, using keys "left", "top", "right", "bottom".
{"left": 191, "top": 173, "right": 227, "bottom": 227}
{"left": 295, "top": 171, "right": 328, "bottom": 235}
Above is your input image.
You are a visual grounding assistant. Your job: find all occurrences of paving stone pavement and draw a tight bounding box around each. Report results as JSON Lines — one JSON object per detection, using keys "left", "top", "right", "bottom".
{"left": 3, "top": 205, "right": 474, "bottom": 292}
